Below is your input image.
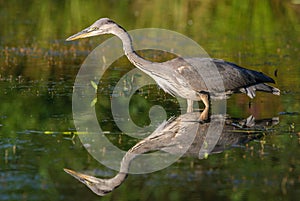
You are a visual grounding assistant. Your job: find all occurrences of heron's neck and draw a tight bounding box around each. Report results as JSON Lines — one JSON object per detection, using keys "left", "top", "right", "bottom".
{"left": 104, "top": 152, "right": 133, "bottom": 190}
{"left": 112, "top": 26, "right": 153, "bottom": 68}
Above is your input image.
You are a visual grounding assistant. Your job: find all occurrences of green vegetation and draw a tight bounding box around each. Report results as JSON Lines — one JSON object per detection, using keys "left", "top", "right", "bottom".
{"left": 0, "top": 1, "right": 299, "bottom": 201}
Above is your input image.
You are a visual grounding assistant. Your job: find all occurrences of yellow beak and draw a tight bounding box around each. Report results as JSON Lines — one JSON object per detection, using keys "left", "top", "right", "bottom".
{"left": 66, "top": 28, "right": 92, "bottom": 41}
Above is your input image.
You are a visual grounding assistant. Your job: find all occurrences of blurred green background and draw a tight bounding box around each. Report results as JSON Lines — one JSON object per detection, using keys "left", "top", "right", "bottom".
{"left": 0, "top": 0, "right": 299, "bottom": 201}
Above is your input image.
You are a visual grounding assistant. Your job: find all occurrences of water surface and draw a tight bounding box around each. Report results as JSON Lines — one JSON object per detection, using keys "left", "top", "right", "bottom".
{"left": 0, "top": 1, "right": 300, "bottom": 201}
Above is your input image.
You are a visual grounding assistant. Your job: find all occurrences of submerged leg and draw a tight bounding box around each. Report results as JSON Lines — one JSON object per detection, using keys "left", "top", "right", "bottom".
{"left": 199, "top": 93, "right": 210, "bottom": 121}
{"left": 200, "top": 106, "right": 209, "bottom": 121}
{"left": 199, "top": 93, "right": 210, "bottom": 109}
{"left": 187, "top": 99, "right": 194, "bottom": 113}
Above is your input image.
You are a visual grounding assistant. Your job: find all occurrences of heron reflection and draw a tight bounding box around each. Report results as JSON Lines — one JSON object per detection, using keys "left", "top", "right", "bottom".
{"left": 64, "top": 111, "right": 278, "bottom": 196}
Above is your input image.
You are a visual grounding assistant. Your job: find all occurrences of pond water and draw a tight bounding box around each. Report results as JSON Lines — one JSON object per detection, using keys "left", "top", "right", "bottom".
{"left": 1, "top": 1, "right": 300, "bottom": 201}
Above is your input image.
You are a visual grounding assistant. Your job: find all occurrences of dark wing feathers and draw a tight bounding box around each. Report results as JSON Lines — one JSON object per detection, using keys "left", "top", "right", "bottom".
{"left": 212, "top": 59, "right": 275, "bottom": 91}
{"left": 161, "top": 57, "right": 277, "bottom": 97}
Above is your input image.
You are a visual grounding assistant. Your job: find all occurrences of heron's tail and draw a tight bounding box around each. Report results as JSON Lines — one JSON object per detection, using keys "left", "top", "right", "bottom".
{"left": 242, "top": 83, "right": 280, "bottom": 98}
{"left": 255, "top": 83, "right": 280, "bottom": 95}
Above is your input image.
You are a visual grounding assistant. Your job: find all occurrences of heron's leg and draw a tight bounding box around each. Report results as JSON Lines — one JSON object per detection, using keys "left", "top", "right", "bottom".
{"left": 187, "top": 99, "right": 194, "bottom": 113}
{"left": 199, "top": 93, "right": 210, "bottom": 121}
{"left": 199, "top": 93, "right": 210, "bottom": 109}
{"left": 200, "top": 106, "right": 209, "bottom": 121}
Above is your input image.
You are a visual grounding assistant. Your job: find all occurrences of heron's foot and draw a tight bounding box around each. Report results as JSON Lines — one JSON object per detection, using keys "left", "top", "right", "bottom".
{"left": 199, "top": 106, "right": 209, "bottom": 121}
{"left": 198, "top": 92, "right": 210, "bottom": 121}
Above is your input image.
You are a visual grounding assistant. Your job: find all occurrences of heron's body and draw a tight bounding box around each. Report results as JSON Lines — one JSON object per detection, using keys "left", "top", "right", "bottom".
{"left": 142, "top": 57, "right": 279, "bottom": 99}
{"left": 66, "top": 18, "right": 280, "bottom": 112}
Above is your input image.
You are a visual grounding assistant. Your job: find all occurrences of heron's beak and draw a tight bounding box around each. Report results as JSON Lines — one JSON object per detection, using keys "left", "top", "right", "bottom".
{"left": 66, "top": 28, "right": 94, "bottom": 41}
{"left": 64, "top": 168, "right": 114, "bottom": 196}
{"left": 64, "top": 168, "right": 99, "bottom": 184}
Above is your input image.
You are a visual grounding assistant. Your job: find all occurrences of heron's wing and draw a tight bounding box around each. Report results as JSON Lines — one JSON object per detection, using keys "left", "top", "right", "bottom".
{"left": 155, "top": 57, "right": 276, "bottom": 97}
{"left": 170, "top": 58, "right": 275, "bottom": 92}
{"left": 212, "top": 59, "right": 275, "bottom": 91}
{"left": 164, "top": 57, "right": 209, "bottom": 91}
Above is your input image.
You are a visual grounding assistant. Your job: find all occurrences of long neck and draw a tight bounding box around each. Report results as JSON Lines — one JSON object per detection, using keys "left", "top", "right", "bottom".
{"left": 103, "top": 151, "right": 136, "bottom": 192}
{"left": 111, "top": 25, "right": 153, "bottom": 69}
{"left": 93, "top": 118, "right": 181, "bottom": 195}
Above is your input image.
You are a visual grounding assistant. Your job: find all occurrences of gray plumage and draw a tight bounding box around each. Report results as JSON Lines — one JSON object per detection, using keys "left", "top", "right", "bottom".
{"left": 66, "top": 18, "right": 280, "bottom": 111}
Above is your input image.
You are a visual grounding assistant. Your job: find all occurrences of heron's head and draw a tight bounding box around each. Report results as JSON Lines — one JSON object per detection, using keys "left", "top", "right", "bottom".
{"left": 66, "top": 18, "right": 119, "bottom": 41}
{"left": 64, "top": 168, "right": 115, "bottom": 196}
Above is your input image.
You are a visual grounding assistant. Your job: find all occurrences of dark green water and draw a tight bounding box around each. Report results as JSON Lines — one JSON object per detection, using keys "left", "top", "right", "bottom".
{"left": 1, "top": 1, "right": 300, "bottom": 201}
